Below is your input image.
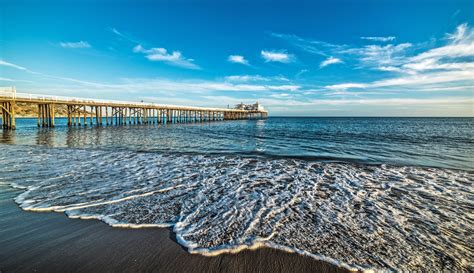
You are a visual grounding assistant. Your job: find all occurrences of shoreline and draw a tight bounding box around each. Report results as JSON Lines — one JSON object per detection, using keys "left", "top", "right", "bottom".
{"left": 0, "top": 185, "right": 353, "bottom": 273}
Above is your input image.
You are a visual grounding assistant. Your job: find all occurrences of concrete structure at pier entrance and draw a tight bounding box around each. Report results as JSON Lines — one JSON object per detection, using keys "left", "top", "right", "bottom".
{"left": 0, "top": 87, "right": 268, "bottom": 130}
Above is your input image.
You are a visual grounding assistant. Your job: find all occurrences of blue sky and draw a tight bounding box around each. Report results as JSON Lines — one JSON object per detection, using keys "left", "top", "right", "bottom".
{"left": 1, "top": 0, "right": 473, "bottom": 116}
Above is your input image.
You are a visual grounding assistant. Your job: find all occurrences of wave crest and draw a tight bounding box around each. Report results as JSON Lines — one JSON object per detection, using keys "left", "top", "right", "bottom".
{"left": 1, "top": 146, "right": 472, "bottom": 272}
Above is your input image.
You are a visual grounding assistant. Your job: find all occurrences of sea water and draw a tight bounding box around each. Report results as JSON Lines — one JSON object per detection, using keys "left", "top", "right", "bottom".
{"left": 0, "top": 117, "right": 472, "bottom": 271}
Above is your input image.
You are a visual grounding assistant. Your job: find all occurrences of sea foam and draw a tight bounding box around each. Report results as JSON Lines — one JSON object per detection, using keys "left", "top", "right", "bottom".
{"left": 0, "top": 145, "right": 472, "bottom": 272}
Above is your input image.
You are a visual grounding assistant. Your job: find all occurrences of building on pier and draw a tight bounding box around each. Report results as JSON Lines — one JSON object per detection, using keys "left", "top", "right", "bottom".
{"left": 234, "top": 102, "right": 265, "bottom": 111}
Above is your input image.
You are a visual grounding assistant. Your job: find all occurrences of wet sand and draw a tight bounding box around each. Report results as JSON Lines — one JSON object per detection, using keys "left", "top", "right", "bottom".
{"left": 0, "top": 186, "right": 351, "bottom": 273}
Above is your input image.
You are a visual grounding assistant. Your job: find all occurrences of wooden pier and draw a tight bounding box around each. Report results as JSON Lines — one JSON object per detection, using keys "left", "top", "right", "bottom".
{"left": 0, "top": 88, "right": 268, "bottom": 130}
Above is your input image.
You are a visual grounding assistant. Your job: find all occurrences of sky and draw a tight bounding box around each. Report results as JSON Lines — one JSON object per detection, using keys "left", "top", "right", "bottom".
{"left": 1, "top": 0, "right": 473, "bottom": 116}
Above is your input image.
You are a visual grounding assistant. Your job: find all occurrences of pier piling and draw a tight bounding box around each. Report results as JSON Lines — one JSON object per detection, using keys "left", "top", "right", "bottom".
{"left": 0, "top": 90, "right": 268, "bottom": 130}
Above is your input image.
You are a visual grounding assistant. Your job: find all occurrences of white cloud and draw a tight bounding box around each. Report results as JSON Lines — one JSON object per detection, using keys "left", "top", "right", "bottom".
{"left": 354, "top": 43, "right": 412, "bottom": 67}
{"left": 326, "top": 70, "right": 474, "bottom": 91}
{"left": 0, "top": 77, "right": 32, "bottom": 83}
{"left": 446, "top": 23, "right": 473, "bottom": 43}
{"left": 410, "top": 44, "right": 474, "bottom": 63}
{"left": 320, "top": 57, "right": 343, "bottom": 68}
{"left": 244, "top": 96, "right": 473, "bottom": 116}
{"left": 111, "top": 28, "right": 122, "bottom": 36}
{"left": 296, "top": 69, "right": 309, "bottom": 78}
{"left": 327, "top": 23, "right": 474, "bottom": 93}
{"left": 270, "top": 93, "right": 292, "bottom": 98}
{"left": 254, "top": 96, "right": 472, "bottom": 107}
{"left": 109, "top": 27, "right": 141, "bottom": 44}
{"left": 59, "top": 41, "right": 91, "bottom": 49}
{"left": 4, "top": 24, "right": 472, "bottom": 116}
{"left": 378, "top": 66, "right": 403, "bottom": 72}
{"left": 224, "top": 75, "right": 289, "bottom": 82}
{"left": 228, "top": 55, "right": 249, "bottom": 65}
{"left": 272, "top": 32, "right": 409, "bottom": 69}
{"left": 396, "top": 23, "right": 474, "bottom": 74}
{"left": 133, "top": 44, "right": 200, "bottom": 70}
{"left": 0, "top": 77, "right": 15, "bottom": 81}
{"left": 270, "top": 32, "right": 345, "bottom": 56}
{"left": 0, "top": 59, "right": 124, "bottom": 87}
{"left": 225, "top": 75, "right": 264, "bottom": 82}
{"left": 0, "top": 59, "right": 300, "bottom": 94}
{"left": 132, "top": 44, "right": 145, "bottom": 53}
{"left": 326, "top": 83, "right": 368, "bottom": 90}
{"left": 271, "top": 28, "right": 472, "bottom": 77}
{"left": 267, "top": 85, "right": 300, "bottom": 91}
{"left": 373, "top": 70, "right": 474, "bottom": 88}
{"left": 3, "top": 57, "right": 470, "bottom": 116}
{"left": 308, "top": 97, "right": 473, "bottom": 106}
{"left": 403, "top": 59, "right": 474, "bottom": 72}
{"left": 0, "top": 60, "right": 28, "bottom": 71}
{"left": 408, "top": 24, "right": 474, "bottom": 67}
{"left": 361, "top": 36, "right": 396, "bottom": 42}
{"left": 261, "top": 50, "right": 293, "bottom": 63}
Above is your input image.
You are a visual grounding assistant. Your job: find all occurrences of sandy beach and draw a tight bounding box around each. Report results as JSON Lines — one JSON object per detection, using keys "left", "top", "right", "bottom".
{"left": 0, "top": 185, "right": 350, "bottom": 273}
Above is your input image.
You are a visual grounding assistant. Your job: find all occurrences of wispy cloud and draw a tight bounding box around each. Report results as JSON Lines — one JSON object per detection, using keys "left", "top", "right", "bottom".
{"left": 378, "top": 66, "right": 403, "bottom": 72}
{"left": 261, "top": 50, "right": 293, "bottom": 63}
{"left": 0, "top": 77, "right": 15, "bottom": 82}
{"left": 266, "top": 85, "right": 300, "bottom": 91}
{"left": 59, "top": 41, "right": 91, "bottom": 48}
{"left": 133, "top": 44, "right": 200, "bottom": 70}
{"left": 269, "top": 93, "right": 292, "bottom": 99}
{"left": 0, "top": 77, "right": 32, "bottom": 83}
{"left": 295, "top": 69, "right": 309, "bottom": 78}
{"left": 0, "top": 59, "right": 300, "bottom": 94}
{"left": 326, "top": 83, "right": 368, "bottom": 90}
{"left": 4, "top": 23, "right": 472, "bottom": 116}
{"left": 111, "top": 28, "right": 122, "bottom": 36}
{"left": 361, "top": 36, "right": 396, "bottom": 42}
{"left": 445, "top": 23, "right": 472, "bottom": 42}
{"left": 271, "top": 32, "right": 410, "bottom": 71}
{"left": 342, "top": 43, "right": 413, "bottom": 69}
{"left": 0, "top": 59, "right": 118, "bottom": 87}
{"left": 224, "top": 75, "right": 289, "bottom": 82}
{"left": 270, "top": 32, "right": 344, "bottom": 56}
{"left": 308, "top": 97, "right": 473, "bottom": 106}
{"left": 0, "top": 60, "right": 28, "bottom": 71}
{"left": 327, "top": 69, "right": 474, "bottom": 95}
{"left": 327, "top": 23, "right": 474, "bottom": 92}
{"left": 326, "top": 70, "right": 474, "bottom": 91}
{"left": 408, "top": 24, "right": 473, "bottom": 65}
{"left": 125, "top": 79, "right": 300, "bottom": 92}
{"left": 58, "top": 78, "right": 300, "bottom": 93}
{"left": 109, "top": 27, "right": 141, "bottom": 44}
{"left": 270, "top": 32, "right": 411, "bottom": 71}
{"left": 320, "top": 57, "right": 343, "bottom": 68}
{"left": 3, "top": 57, "right": 472, "bottom": 116}
{"left": 228, "top": 55, "right": 249, "bottom": 65}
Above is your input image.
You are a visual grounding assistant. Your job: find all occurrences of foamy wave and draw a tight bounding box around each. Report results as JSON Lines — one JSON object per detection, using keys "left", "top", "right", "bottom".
{"left": 0, "top": 145, "right": 472, "bottom": 272}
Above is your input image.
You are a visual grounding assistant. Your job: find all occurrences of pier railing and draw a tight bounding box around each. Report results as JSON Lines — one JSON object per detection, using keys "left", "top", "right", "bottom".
{"left": 0, "top": 88, "right": 249, "bottom": 112}
{"left": 0, "top": 87, "right": 268, "bottom": 130}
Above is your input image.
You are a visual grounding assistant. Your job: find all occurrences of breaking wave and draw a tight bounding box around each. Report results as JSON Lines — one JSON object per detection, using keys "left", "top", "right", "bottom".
{"left": 1, "top": 145, "right": 472, "bottom": 272}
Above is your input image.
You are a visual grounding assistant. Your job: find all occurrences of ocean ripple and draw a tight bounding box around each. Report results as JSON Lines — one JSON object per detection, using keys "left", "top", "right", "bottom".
{"left": 0, "top": 145, "right": 472, "bottom": 272}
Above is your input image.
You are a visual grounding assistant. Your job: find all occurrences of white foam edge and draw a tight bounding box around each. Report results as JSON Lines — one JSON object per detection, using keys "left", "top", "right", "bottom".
{"left": 174, "top": 232, "right": 377, "bottom": 272}
{"left": 64, "top": 211, "right": 174, "bottom": 229}
{"left": 7, "top": 182, "right": 28, "bottom": 190}
{"left": 11, "top": 183, "right": 381, "bottom": 273}
{"left": 14, "top": 184, "right": 182, "bottom": 212}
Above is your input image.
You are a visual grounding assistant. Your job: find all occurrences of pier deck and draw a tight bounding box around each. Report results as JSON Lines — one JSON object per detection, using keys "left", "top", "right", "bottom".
{"left": 0, "top": 88, "right": 268, "bottom": 129}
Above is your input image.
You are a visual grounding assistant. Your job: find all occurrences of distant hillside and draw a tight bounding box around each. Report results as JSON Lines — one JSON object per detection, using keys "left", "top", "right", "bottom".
{"left": 2, "top": 103, "right": 89, "bottom": 117}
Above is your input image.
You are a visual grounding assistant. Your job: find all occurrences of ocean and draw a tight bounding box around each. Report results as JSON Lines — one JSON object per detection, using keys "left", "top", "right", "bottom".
{"left": 0, "top": 117, "right": 472, "bottom": 271}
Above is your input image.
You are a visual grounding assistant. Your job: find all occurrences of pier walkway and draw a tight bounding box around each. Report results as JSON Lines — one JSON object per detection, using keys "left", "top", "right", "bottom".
{"left": 0, "top": 87, "right": 268, "bottom": 130}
